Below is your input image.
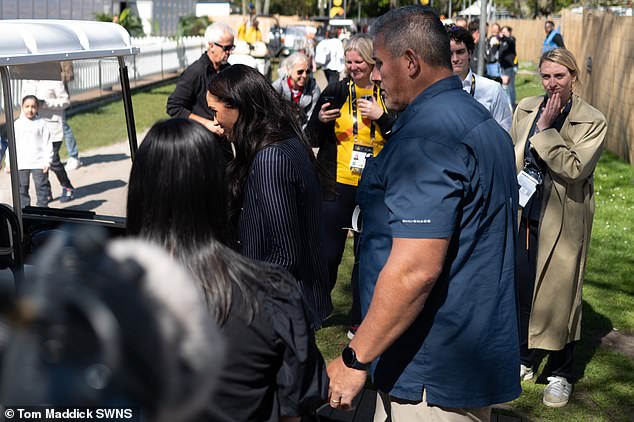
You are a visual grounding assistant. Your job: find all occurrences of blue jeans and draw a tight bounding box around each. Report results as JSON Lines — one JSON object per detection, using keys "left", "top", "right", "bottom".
{"left": 502, "top": 67, "right": 517, "bottom": 107}
{"left": 63, "top": 112, "right": 79, "bottom": 158}
{"left": 0, "top": 137, "right": 8, "bottom": 164}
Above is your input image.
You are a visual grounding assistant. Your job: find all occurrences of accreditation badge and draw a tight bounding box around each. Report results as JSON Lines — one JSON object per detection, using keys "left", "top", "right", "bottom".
{"left": 349, "top": 144, "right": 373, "bottom": 174}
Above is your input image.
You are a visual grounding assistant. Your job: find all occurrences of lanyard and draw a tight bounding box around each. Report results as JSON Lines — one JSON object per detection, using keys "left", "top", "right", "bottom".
{"left": 469, "top": 73, "right": 476, "bottom": 96}
{"left": 349, "top": 81, "right": 381, "bottom": 144}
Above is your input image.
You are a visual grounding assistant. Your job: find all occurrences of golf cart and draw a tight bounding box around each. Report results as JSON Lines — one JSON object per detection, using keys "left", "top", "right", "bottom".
{"left": 0, "top": 20, "right": 140, "bottom": 285}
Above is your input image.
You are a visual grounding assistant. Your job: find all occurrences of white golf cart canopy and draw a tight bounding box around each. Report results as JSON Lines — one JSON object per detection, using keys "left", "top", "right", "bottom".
{"left": 0, "top": 20, "right": 140, "bottom": 231}
{"left": 0, "top": 19, "right": 138, "bottom": 65}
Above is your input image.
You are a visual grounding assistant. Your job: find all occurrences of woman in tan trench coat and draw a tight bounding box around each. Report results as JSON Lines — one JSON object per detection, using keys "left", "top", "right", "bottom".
{"left": 511, "top": 48, "right": 607, "bottom": 408}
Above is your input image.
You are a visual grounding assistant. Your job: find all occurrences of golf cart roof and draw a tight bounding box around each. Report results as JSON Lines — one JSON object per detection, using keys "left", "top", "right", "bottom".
{"left": 0, "top": 19, "right": 138, "bottom": 66}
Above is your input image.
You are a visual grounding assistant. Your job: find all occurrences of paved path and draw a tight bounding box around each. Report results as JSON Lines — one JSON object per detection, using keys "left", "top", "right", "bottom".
{"left": 0, "top": 140, "right": 136, "bottom": 217}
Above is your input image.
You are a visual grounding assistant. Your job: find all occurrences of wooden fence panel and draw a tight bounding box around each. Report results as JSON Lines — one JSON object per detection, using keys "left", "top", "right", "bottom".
{"left": 561, "top": 10, "right": 634, "bottom": 164}
{"left": 498, "top": 11, "right": 633, "bottom": 164}
{"left": 496, "top": 18, "right": 560, "bottom": 63}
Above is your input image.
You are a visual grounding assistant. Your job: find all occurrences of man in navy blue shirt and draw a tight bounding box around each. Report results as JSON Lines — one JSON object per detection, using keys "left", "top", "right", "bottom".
{"left": 326, "top": 6, "right": 521, "bottom": 421}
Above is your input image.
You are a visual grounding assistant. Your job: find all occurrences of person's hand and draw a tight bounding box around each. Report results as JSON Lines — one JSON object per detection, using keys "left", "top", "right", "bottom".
{"left": 536, "top": 92, "right": 561, "bottom": 132}
{"left": 4, "top": 165, "right": 9, "bottom": 174}
{"left": 357, "top": 97, "right": 384, "bottom": 121}
{"left": 204, "top": 118, "right": 225, "bottom": 136}
{"left": 318, "top": 103, "right": 341, "bottom": 123}
{"left": 43, "top": 165, "right": 49, "bottom": 173}
{"left": 501, "top": 74, "right": 510, "bottom": 85}
{"left": 327, "top": 357, "right": 367, "bottom": 411}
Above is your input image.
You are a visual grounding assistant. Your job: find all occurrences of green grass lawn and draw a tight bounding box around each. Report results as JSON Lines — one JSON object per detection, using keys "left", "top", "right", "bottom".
{"left": 67, "top": 66, "right": 634, "bottom": 421}
{"left": 63, "top": 84, "right": 174, "bottom": 157}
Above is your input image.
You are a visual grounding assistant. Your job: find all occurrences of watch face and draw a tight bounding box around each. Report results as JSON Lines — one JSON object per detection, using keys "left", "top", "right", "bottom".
{"left": 342, "top": 347, "right": 355, "bottom": 366}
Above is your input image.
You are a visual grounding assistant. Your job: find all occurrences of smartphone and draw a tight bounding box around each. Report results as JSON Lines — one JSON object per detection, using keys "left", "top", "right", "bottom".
{"left": 322, "top": 95, "right": 336, "bottom": 110}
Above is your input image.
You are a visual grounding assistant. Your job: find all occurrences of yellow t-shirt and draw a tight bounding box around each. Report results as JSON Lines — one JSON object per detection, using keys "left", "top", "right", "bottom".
{"left": 238, "top": 24, "right": 262, "bottom": 44}
{"left": 335, "top": 83, "right": 387, "bottom": 186}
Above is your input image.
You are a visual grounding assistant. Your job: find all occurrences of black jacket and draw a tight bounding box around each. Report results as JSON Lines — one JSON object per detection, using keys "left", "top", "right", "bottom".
{"left": 306, "top": 78, "right": 395, "bottom": 196}
{"left": 166, "top": 53, "right": 228, "bottom": 120}
{"left": 499, "top": 36, "right": 517, "bottom": 70}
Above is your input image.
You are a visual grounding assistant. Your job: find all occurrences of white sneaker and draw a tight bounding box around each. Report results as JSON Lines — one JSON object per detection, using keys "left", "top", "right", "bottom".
{"left": 65, "top": 156, "right": 82, "bottom": 171}
{"left": 520, "top": 364, "right": 534, "bottom": 381}
{"left": 543, "top": 376, "right": 572, "bottom": 408}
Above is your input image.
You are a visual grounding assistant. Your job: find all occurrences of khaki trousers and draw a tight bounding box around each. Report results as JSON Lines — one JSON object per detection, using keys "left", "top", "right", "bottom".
{"left": 374, "top": 390, "right": 492, "bottom": 422}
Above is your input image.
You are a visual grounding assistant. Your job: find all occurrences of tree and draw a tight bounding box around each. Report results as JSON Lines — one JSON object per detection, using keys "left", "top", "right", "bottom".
{"left": 95, "top": 8, "right": 145, "bottom": 37}
{"left": 178, "top": 15, "right": 213, "bottom": 37}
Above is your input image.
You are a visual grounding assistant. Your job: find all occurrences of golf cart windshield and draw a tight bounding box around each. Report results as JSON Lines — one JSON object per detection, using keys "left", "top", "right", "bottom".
{"left": 0, "top": 20, "right": 139, "bottom": 234}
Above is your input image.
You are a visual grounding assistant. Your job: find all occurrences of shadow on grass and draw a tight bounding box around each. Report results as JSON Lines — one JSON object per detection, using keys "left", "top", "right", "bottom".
{"left": 577, "top": 300, "right": 613, "bottom": 381}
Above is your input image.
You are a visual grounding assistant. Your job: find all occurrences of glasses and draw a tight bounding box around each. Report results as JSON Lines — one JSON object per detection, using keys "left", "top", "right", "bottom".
{"left": 213, "top": 42, "right": 235, "bottom": 53}
{"left": 295, "top": 69, "right": 310, "bottom": 75}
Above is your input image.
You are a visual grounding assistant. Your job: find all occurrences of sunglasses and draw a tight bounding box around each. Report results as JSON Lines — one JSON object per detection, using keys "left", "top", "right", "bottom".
{"left": 213, "top": 42, "right": 235, "bottom": 53}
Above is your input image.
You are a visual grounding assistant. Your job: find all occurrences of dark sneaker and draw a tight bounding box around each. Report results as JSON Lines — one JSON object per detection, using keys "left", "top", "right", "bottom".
{"left": 60, "top": 187, "right": 75, "bottom": 203}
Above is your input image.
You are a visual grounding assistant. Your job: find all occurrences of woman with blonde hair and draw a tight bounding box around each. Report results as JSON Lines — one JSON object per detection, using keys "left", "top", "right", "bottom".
{"left": 511, "top": 48, "right": 607, "bottom": 408}
{"left": 307, "top": 33, "right": 395, "bottom": 338}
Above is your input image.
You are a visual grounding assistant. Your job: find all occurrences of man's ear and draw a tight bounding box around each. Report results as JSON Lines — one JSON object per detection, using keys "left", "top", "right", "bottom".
{"left": 404, "top": 49, "right": 421, "bottom": 78}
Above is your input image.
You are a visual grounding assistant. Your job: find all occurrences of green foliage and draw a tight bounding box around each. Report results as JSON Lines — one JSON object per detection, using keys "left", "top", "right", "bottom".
{"left": 178, "top": 15, "right": 213, "bottom": 38}
{"left": 95, "top": 12, "right": 113, "bottom": 22}
{"left": 118, "top": 8, "right": 145, "bottom": 37}
{"left": 94, "top": 9, "right": 145, "bottom": 37}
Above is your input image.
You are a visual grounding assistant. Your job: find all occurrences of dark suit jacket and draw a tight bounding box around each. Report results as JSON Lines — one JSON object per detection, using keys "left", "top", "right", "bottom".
{"left": 236, "top": 137, "right": 332, "bottom": 329}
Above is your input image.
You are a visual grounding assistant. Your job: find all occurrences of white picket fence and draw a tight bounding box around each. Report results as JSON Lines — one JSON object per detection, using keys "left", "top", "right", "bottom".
{"left": 1, "top": 36, "right": 207, "bottom": 111}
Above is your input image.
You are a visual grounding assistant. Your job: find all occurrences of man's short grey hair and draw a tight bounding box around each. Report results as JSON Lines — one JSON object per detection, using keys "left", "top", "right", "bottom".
{"left": 205, "top": 22, "right": 236, "bottom": 44}
{"left": 370, "top": 5, "right": 452, "bottom": 70}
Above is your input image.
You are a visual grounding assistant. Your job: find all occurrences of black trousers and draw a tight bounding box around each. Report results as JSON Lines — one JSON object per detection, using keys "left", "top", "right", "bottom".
{"left": 19, "top": 169, "right": 51, "bottom": 207}
{"left": 50, "top": 141, "right": 73, "bottom": 190}
{"left": 323, "top": 69, "right": 340, "bottom": 85}
{"left": 517, "top": 217, "right": 576, "bottom": 382}
{"left": 322, "top": 182, "right": 361, "bottom": 326}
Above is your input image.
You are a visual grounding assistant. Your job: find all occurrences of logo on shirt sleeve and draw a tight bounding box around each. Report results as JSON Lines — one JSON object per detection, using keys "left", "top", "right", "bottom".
{"left": 401, "top": 219, "right": 432, "bottom": 224}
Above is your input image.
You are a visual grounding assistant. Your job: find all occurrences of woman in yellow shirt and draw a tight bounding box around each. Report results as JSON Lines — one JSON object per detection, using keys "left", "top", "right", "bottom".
{"left": 307, "top": 34, "right": 395, "bottom": 338}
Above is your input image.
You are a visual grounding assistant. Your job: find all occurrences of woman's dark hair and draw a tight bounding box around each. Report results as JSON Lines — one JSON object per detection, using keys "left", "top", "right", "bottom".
{"left": 127, "top": 118, "right": 228, "bottom": 245}
{"left": 22, "top": 94, "right": 39, "bottom": 105}
{"left": 127, "top": 118, "right": 294, "bottom": 324}
{"left": 208, "top": 64, "right": 313, "bottom": 227}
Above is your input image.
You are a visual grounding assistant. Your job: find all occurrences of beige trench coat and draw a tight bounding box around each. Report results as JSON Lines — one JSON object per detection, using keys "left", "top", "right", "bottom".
{"left": 511, "top": 94, "right": 607, "bottom": 351}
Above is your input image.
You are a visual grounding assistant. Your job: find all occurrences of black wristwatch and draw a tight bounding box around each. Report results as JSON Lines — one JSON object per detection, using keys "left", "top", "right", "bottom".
{"left": 342, "top": 347, "right": 370, "bottom": 371}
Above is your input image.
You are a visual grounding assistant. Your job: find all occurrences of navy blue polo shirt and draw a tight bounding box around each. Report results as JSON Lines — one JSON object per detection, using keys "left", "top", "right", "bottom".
{"left": 357, "top": 76, "right": 521, "bottom": 408}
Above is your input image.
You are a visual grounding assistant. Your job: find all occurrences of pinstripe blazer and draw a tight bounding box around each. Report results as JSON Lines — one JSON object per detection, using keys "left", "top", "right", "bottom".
{"left": 237, "top": 137, "right": 332, "bottom": 328}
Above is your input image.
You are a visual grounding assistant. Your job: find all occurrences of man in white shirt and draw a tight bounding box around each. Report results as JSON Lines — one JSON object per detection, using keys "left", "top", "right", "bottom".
{"left": 315, "top": 31, "right": 345, "bottom": 85}
{"left": 447, "top": 26, "right": 513, "bottom": 132}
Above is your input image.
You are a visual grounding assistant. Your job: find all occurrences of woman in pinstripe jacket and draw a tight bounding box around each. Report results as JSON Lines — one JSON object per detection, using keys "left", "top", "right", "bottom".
{"left": 208, "top": 65, "right": 332, "bottom": 329}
